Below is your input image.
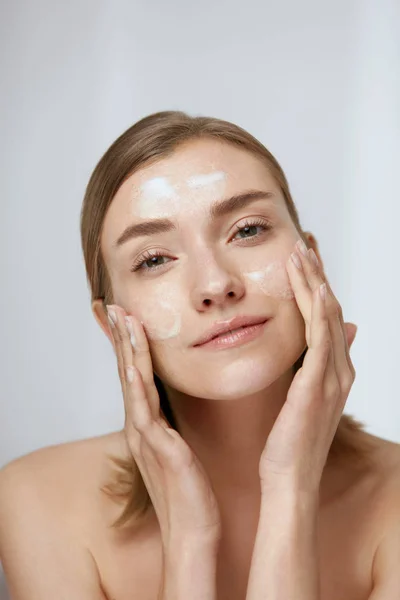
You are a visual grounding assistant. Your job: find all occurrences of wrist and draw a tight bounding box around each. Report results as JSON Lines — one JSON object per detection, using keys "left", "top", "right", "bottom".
{"left": 161, "top": 536, "right": 219, "bottom": 600}
{"left": 261, "top": 477, "right": 319, "bottom": 507}
{"left": 163, "top": 528, "right": 221, "bottom": 556}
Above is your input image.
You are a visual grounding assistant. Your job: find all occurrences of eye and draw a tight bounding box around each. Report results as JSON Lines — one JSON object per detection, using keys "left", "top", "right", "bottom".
{"left": 231, "top": 217, "right": 272, "bottom": 241}
{"left": 130, "top": 249, "right": 170, "bottom": 273}
{"left": 130, "top": 218, "right": 273, "bottom": 273}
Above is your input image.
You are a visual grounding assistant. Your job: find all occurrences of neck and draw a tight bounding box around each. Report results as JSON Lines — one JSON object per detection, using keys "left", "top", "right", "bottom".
{"left": 163, "top": 368, "right": 293, "bottom": 505}
{"left": 162, "top": 369, "right": 356, "bottom": 518}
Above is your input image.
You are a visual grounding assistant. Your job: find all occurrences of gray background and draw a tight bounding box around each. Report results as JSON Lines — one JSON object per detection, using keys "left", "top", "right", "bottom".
{"left": 1, "top": 0, "right": 399, "bottom": 597}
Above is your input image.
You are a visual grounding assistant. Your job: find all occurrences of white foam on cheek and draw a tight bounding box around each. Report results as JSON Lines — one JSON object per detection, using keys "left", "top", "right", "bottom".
{"left": 243, "top": 261, "right": 295, "bottom": 300}
{"left": 139, "top": 283, "right": 182, "bottom": 341}
{"left": 186, "top": 171, "right": 227, "bottom": 188}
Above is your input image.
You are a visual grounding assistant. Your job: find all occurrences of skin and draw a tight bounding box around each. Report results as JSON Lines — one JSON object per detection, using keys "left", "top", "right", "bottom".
{"left": 2, "top": 140, "right": 400, "bottom": 600}
{"left": 93, "top": 138, "right": 344, "bottom": 523}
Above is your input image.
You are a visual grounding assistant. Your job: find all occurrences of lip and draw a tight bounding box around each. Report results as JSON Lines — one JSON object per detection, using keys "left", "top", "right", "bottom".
{"left": 192, "top": 315, "right": 269, "bottom": 347}
{"left": 194, "top": 320, "right": 269, "bottom": 350}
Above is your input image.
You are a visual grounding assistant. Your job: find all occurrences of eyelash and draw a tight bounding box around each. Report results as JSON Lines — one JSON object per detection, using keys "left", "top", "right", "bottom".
{"left": 130, "top": 218, "right": 272, "bottom": 273}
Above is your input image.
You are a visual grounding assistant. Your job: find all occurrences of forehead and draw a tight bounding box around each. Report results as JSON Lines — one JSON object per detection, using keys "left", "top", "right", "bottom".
{"left": 128, "top": 138, "right": 277, "bottom": 190}
{"left": 102, "top": 139, "right": 281, "bottom": 252}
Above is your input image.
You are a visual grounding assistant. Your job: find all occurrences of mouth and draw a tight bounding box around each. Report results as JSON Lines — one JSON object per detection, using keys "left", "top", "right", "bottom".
{"left": 194, "top": 318, "right": 269, "bottom": 350}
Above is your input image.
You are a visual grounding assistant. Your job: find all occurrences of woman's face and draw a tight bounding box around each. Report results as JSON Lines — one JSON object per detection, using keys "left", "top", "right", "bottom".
{"left": 100, "top": 138, "right": 307, "bottom": 400}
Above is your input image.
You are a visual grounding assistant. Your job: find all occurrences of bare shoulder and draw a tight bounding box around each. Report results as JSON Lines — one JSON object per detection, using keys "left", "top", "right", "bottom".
{"left": 0, "top": 431, "right": 129, "bottom": 599}
{"left": 361, "top": 434, "right": 400, "bottom": 595}
{"left": 0, "top": 430, "right": 129, "bottom": 527}
{"left": 367, "top": 433, "right": 400, "bottom": 496}
{"left": 368, "top": 433, "right": 400, "bottom": 528}
{"left": 353, "top": 432, "right": 400, "bottom": 513}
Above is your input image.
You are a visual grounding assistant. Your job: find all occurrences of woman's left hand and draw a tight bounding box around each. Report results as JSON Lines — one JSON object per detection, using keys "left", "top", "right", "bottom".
{"left": 259, "top": 238, "right": 358, "bottom": 496}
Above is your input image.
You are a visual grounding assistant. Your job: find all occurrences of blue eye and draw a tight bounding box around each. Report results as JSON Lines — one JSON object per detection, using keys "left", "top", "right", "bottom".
{"left": 130, "top": 217, "right": 272, "bottom": 273}
{"left": 232, "top": 218, "right": 271, "bottom": 240}
{"left": 131, "top": 250, "right": 169, "bottom": 272}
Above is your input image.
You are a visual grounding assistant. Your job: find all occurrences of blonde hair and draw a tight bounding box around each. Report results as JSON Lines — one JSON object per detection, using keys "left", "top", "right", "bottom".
{"left": 80, "top": 110, "right": 375, "bottom": 529}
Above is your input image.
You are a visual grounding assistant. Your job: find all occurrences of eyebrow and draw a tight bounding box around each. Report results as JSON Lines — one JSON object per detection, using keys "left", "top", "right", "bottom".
{"left": 113, "top": 189, "right": 276, "bottom": 249}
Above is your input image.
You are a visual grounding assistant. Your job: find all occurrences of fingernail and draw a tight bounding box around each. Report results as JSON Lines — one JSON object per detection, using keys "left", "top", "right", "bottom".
{"left": 106, "top": 305, "right": 117, "bottom": 327}
{"left": 296, "top": 239, "right": 308, "bottom": 257}
{"left": 125, "top": 316, "right": 137, "bottom": 350}
{"left": 291, "top": 251, "right": 302, "bottom": 269}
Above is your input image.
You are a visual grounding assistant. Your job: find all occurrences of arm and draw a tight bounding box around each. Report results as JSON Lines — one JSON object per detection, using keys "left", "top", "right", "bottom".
{"left": 0, "top": 462, "right": 107, "bottom": 600}
{"left": 244, "top": 241, "right": 359, "bottom": 599}
{"left": 246, "top": 489, "right": 320, "bottom": 600}
{"left": 160, "top": 535, "right": 219, "bottom": 600}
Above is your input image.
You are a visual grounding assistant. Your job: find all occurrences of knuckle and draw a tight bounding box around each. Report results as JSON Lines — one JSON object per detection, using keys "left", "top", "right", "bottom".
{"left": 132, "top": 348, "right": 147, "bottom": 357}
{"left": 320, "top": 336, "right": 332, "bottom": 353}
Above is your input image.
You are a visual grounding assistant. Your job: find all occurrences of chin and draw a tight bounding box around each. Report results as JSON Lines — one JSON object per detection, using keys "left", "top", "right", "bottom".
{"left": 161, "top": 352, "right": 295, "bottom": 401}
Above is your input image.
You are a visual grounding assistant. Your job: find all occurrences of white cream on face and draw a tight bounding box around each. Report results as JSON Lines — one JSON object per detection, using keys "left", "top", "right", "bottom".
{"left": 137, "top": 177, "right": 180, "bottom": 218}
{"left": 140, "top": 262, "right": 294, "bottom": 343}
{"left": 138, "top": 281, "right": 182, "bottom": 341}
{"left": 243, "top": 262, "right": 295, "bottom": 300}
{"left": 186, "top": 171, "right": 227, "bottom": 188}
{"left": 135, "top": 171, "right": 227, "bottom": 219}
{"left": 133, "top": 170, "right": 228, "bottom": 341}
{"left": 132, "top": 171, "right": 293, "bottom": 342}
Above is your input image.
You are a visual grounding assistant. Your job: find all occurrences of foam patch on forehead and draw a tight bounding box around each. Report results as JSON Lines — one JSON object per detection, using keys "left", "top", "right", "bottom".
{"left": 186, "top": 171, "right": 227, "bottom": 188}
{"left": 140, "top": 177, "right": 177, "bottom": 199}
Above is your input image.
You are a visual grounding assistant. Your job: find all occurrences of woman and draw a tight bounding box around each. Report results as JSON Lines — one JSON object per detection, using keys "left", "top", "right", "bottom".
{"left": 1, "top": 111, "right": 399, "bottom": 600}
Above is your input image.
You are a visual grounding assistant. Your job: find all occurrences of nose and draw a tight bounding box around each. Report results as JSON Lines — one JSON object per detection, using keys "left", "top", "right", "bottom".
{"left": 189, "top": 255, "right": 245, "bottom": 311}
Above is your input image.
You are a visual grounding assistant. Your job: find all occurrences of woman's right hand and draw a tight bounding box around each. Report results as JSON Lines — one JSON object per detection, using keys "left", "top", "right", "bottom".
{"left": 106, "top": 304, "right": 222, "bottom": 548}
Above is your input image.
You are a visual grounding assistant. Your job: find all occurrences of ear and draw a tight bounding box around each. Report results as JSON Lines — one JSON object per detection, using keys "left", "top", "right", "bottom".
{"left": 92, "top": 299, "right": 114, "bottom": 347}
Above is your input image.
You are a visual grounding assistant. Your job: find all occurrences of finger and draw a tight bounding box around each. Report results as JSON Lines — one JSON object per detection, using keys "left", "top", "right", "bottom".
{"left": 125, "top": 316, "right": 155, "bottom": 390}
{"left": 325, "top": 280, "right": 356, "bottom": 379}
{"left": 295, "top": 244, "right": 353, "bottom": 386}
{"left": 126, "top": 314, "right": 160, "bottom": 420}
{"left": 286, "top": 249, "right": 313, "bottom": 342}
{"left": 107, "top": 306, "right": 127, "bottom": 400}
{"left": 109, "top": 306, "right": 160, "bottom": 421}
{"left": 301, "top": 283, "right": 337, "bottom": 394}
{"left": 126, "top": 365, "right": 184, "bottom": 469}
{"left": 108, "top": 305, "right": 154, "bottom": 441}
{"left": 304, "top": 247, "right": 355, "bottom": 377}
{"left": 113, "top": 308, "right": 136, "bottom": 381}
{"left": 302, "top": 245, "right": 355, "bottom": 383}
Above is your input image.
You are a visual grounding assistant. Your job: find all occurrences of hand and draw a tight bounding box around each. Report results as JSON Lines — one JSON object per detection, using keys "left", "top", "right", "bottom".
{"left": 106, "top": 305, "right": 221, "bottom": 546}
{"left": 259, "top": 239, "right": 358, "bottom": 495}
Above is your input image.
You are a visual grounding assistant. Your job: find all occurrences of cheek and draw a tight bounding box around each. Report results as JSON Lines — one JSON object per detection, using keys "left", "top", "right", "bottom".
{"left": 137, "top": 281, "right": 182, "bottom": 342}
{"left": 243, "top": 260, "right": 294, "bottom": 300}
